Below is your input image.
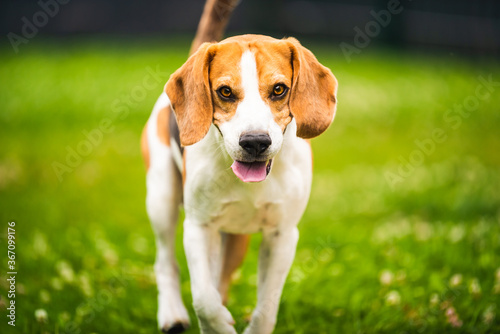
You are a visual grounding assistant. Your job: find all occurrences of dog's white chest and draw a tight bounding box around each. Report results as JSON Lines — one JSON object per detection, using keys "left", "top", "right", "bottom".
{"left": 183, "top": 132, "right": 313, "bottom": 234}
{"left": 209, "top": 189, "right": 285, "bottom": 234}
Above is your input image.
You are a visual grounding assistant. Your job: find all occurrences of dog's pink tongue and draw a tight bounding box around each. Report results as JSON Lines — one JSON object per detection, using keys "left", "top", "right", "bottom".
{"left": 231, "top": 161, "right": 267, "bottom": 183}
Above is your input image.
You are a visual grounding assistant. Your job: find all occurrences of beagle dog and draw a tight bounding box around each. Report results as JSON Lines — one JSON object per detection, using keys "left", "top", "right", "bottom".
{"left": 142, "top": 34, "right": 338, "bottom": 334}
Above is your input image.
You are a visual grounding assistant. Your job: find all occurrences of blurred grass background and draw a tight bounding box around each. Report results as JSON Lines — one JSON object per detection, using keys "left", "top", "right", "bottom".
{"left": 0, "top": 36, "right": 499, "bottom": 333}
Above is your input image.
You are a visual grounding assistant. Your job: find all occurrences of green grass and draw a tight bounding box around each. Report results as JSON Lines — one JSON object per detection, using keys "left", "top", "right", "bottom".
{"left": 0, "top": 36, "right": 499, "bottom": 334}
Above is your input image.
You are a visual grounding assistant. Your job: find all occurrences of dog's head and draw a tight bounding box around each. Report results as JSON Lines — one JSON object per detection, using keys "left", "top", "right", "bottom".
{"left": 166, "top": 35, "right": 338, "bottom": 182}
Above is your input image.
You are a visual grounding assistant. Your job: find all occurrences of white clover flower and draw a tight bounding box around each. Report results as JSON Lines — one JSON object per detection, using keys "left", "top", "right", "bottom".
{"left": 33, "top": 231, "right": 49, "bottom": 255}
{"left": 385, "top": 290, "right": 401, "bottom": 306}
{"left": 78, "top": 272, "right": 94, "bottom": 297}
{"left": 494, "top": 268, "right": 500, "bottom": 294}
{"left": 448, "top": 225, "right": 465, "bottom": 243}
{"left": 449, "top": 274, "right": 463, "bottom": 287}
{"left": 482, "top": 304, "right": 495, "bottom": 325}
{"left": 429, "top": 293, "right": 440, "bottom": 307}
{"left": 56, "top": 260, "right": 75, "bottom": 283}
{"left": 379, "top": 269, "right": 394, "bottom": 286}
{"left": 50, "top": 277, "right": 63, "bottom": 290}
{"left": 469, "top": 278, "right": 481, "bottom": 296}
{"left": 414, "top": 221, "right": 433, "bottom": 241}
{"left": 35, "top": 308, "right": 48, "bottom": 323}
{"left": 39, "top": 289, "right": 51, "bottom": 303}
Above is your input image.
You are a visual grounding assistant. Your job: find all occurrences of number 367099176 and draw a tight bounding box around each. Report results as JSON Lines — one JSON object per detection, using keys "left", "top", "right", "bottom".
{"left": 8, "top": 222, "right": 15, "bottom": 268}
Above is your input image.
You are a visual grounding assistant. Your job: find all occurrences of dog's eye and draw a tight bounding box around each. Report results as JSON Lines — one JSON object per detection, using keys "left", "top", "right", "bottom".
{"left": 272, "top": 84, "right": 288, "bottom": 99}
{"left": 218, "top": 86, "right": 233, "bottom": 99}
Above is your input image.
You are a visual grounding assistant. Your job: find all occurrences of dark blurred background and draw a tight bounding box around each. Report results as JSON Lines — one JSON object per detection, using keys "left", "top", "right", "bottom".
{"left": 2, "top": 0, "right": 499, "bottom": 56}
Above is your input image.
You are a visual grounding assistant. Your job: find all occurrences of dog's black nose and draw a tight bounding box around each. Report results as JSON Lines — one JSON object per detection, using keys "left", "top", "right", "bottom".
{"left": 239, "top": 132, "right": 272, "bottom": 157}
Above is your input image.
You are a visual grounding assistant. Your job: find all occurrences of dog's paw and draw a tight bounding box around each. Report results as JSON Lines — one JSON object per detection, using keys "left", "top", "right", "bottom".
{"left": 243, "top": 324, "right": 273, "bottom": 334}
{"left": 198, "top": 304, "right": 237, "bottom": 334}
{"left": 161, "top": 321, "right": 190, "bottom": 334}
{"left": 158, "top": 292, "right": 190, "bottom": 334}
{"left": 242, "top": 309, "right": 276, "bottom": 334}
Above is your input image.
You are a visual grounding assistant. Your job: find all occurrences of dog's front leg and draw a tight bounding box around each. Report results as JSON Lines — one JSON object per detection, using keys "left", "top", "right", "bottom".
{"left": 244, "top": 227, "right": 299, "bottom": 334}
{"left": 184, "top": 221, "right": 237, "bottom": 334}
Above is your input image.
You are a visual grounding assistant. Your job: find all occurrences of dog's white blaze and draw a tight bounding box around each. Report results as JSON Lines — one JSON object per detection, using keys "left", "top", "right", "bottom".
{"left": 236, "top": 51, "right": 273, "bottom": 130}
{"left": 219, "top": 50, "right": 283, "bottom": 161}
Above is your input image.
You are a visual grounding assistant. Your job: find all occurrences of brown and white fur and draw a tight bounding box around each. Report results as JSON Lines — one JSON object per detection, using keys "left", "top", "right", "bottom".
{"left": 141, "top": 1, "right": 338, "bottom": 333}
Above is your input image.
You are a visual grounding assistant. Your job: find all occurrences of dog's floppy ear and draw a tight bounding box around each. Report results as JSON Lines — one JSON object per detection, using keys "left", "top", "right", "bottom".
{"left": 286, "top": 38, "right": 338, "bottom": 139}
{"left": 165, "top": 42, "right": 215, "bottom": 146}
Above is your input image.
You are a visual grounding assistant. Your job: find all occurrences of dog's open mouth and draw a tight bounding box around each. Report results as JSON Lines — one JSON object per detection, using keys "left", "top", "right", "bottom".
{"left": 231, "top": 159, "right": 272, "bottom": 183}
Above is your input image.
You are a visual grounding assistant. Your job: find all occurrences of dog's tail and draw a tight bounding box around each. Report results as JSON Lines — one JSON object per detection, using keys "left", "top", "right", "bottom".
{"left": 189, "top": 0, "right": 240, "bottom": 55}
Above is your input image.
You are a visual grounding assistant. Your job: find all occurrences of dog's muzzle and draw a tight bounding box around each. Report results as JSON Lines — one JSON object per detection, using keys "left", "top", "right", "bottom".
{"left": 231, "top": 131, "right": 273, "bottom": 182}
